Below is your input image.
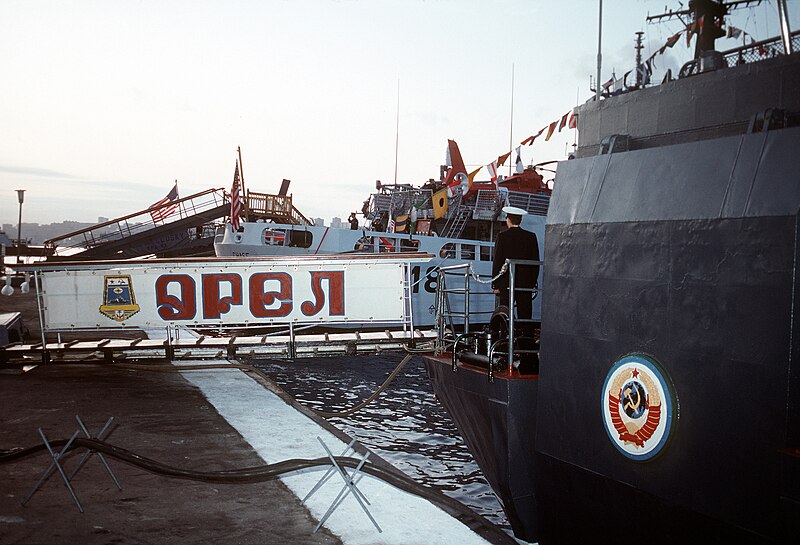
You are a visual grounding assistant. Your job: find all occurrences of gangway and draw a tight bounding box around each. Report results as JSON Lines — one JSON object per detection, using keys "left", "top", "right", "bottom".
{"left": 43, "top": 188, "right": 313, "bottom": 261}
{"left": 44, "top": 188, "right": 229, "bottom": 260}
{"left": 2, "top": 253, "right": 432, "bottom": 365}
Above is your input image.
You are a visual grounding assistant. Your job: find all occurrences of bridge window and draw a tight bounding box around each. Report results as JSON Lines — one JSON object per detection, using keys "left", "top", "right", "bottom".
{"left": 439, "top": 243, "right": 456, "bottom": 258}
{"left": 379, "top": 237, "right": 397, "bottom": 252}
{"left": 354, "top": 236, "right": 374, "bottom": 252}
{"left": 263, "top": 229, "right": 286, "bottom": 246}
{"left": 288, "top": 230, "right": 312, "bottom": 248}
{"left": 480, "top": 245, "right": 493, "bottom": 261}
{"left": 400, "top": 238, "right": 420, "bottom": 251}
{"left": 460, "top": 244, "right": 475, "bottom": 260}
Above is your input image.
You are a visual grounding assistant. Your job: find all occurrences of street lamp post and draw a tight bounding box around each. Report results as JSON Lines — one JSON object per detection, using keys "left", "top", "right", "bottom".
{"left": 16, "top": 189, "right": 25, "bottom": 264}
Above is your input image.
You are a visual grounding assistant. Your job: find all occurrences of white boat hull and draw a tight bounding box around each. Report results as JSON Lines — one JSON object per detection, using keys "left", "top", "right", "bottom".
{"left": 214, "top": 219, "right": 545, "bottom": 327}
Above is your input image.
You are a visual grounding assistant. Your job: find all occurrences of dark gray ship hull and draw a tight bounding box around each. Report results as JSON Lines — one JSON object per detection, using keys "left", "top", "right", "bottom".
{"left": 425, "top": 52, "right": 800, "bottom": 543}
{"left": 538, "top": 126, "right": 800, "bottom": 542}
{"left": 424, "top": 358, "right": 540, "bottom": 540}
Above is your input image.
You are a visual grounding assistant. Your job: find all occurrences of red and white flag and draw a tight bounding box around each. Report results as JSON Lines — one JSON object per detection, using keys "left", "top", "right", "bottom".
{"left": 558, "top": 111, "right": 570, "bottom": 132}
{"left": 486, "top": 161, "right": 498, "bottom": 183}
{"left": 521, "top": 127, "right": 545, "bottom": 146}
{"left": 149, "top": 182, "right": 179, "bottom": 223}
{"left": 568, "top": 111, "right": 577, "bottom": 129}
{"left": 230, "top": 162, "right": 243, "bottom": 231}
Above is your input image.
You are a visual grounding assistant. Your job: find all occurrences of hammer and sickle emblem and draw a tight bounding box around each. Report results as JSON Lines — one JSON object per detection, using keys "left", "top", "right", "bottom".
{"left": 623, "top": 384, "right": 641, "bottom": 412}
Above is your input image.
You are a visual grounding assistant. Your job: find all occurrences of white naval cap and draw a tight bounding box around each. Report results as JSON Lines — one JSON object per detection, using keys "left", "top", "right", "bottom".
{"left": 502, "top": 206, "right": 528, "bottom": 216}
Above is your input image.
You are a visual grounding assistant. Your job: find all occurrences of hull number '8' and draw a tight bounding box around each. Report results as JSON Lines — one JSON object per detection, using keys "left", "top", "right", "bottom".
{"left": 410, "top": 266, "right": 439, "bottom": 294}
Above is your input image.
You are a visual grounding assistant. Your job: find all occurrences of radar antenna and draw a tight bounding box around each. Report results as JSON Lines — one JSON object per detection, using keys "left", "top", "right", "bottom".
{"left": 646, "top": 0, "right": 764, "bottom": 57}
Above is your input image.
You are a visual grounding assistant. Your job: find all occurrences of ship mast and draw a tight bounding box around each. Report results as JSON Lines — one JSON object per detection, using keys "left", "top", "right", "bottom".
{"left": 646, "top": 0, "right": 767, "bottom": 58}
{"left": 393, "top": 79, "right": 400, "bottom": 185}
{"left": 595, "top": 0, "right": 603, "bottom": 101}
{"left": 634, "top": 31, "right": 645, "bottom": 88}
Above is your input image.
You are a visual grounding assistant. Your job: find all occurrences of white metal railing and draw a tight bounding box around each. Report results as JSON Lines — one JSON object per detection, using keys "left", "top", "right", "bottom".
{"left": 435, "top": 258, "right": 543, "bottom": 381}
{"left": 44, "top": 188, "right": 228, "bottom": 255}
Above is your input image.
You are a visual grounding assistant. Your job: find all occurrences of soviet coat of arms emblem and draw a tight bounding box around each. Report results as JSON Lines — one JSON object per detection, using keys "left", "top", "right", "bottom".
{"left": 601, "top": 354, "right": 676, "bottom": 461}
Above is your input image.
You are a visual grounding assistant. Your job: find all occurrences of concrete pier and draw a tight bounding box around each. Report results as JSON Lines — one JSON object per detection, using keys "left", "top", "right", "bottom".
{"left": 0, "top": 360, "right": 512, "bottom": 545}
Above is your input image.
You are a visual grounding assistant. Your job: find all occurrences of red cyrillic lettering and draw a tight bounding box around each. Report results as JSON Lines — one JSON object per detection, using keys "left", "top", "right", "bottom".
{"left": 202, "top": 274, "right": 243, "bottom": 319}
{"left": 301, "top": 271, "right": 345, "bottom": 316}
{"left": 155, "top": 274, "right": 196, "bottom": 320}
{"left": 249, "top": 272, "right": 292, "bottom": 318}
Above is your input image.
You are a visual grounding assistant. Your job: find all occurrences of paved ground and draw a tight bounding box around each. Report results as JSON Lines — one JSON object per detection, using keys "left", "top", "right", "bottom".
{"left": 0, "top": 363, "right": 342, "bottom": 545}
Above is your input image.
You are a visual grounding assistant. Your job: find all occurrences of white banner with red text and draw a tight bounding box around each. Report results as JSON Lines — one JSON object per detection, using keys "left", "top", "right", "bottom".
{"left": 39, "top": 259, "right": 415, "bottom": 329}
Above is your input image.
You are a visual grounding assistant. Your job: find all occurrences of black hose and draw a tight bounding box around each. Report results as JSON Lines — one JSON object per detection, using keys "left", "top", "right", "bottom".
{"left": 0, "top": 437, "right": 515, "bottom": 544}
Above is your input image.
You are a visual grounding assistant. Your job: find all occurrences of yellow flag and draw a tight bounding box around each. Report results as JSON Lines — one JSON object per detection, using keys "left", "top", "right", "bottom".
{"left": 432, "top": 188, "right": 448, "bottom": 219}
{"left": 467, "top": 167, "right": 481, "bottom": 187}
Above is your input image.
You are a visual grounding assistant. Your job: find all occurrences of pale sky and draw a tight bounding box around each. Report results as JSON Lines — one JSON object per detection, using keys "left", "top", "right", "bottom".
{"left": 2, "top": 0, "right": 797, "bottom": 226}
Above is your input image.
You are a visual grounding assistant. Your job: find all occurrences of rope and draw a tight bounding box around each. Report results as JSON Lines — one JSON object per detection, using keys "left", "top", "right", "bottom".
{"left": 470, "top": 262, "right": 507, "bottom": 285}
{"left": 101, "top": 351, "right": 422, "bottom": 419}
{"left": 314, "top": 353, "right": 413, "bottom": 418}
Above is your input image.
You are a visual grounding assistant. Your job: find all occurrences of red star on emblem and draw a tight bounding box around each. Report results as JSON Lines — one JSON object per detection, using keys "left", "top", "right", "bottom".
{"left": 631, "top": 368, "right": 639, "bottom": 378}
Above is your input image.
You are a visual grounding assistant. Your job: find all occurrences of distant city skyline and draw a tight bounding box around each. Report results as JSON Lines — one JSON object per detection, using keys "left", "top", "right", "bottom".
{"left": 0, "top": 215, "right": 355, "bottom": 246}
{"left": 2, "top": 1, "right": 797, "bottom": 226}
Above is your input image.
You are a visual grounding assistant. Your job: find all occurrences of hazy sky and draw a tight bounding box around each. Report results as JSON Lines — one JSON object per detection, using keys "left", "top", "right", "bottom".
{"left": 2, "top": 0, "right": 797, "bottom": 226}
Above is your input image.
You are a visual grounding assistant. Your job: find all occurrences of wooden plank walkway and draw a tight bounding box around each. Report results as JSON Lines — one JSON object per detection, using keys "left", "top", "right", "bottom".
{"left": 0, "top": 329, "right": 437, "bottom": 365}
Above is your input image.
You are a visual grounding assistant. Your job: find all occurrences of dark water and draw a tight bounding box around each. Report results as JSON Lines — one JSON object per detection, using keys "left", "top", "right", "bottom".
{"left": 251, "top": 353, "right": 510, "bottom": 532}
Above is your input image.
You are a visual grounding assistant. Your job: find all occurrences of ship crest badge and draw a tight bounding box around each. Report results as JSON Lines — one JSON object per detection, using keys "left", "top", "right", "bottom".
{"left": 601, "top": 354, "right": 676, "bottom": 461}
{"left": 99, "top": 275, "right": 140, "bottom": 322}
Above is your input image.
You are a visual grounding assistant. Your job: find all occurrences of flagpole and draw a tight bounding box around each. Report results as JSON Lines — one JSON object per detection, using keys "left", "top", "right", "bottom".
{"left": 393, "top": 79, "right": 400, "bottom": 185}
{"left": 237, "top": 146, "right": 249, "bottom": 220}
{"left": 508, "top": 63, "right": 515, "bottom": 178}
{"left": 573, "top": 86, "right": 579, "bottom": 152}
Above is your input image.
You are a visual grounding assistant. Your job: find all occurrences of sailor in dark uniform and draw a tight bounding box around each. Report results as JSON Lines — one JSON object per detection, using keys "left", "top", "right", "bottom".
{"left": 491, "top": 206, "right": 540, "bottom": 321}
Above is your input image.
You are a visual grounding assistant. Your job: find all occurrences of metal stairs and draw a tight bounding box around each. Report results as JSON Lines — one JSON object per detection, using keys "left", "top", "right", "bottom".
{"left": 442, "top": 196, "right": 473, "bottom": 239}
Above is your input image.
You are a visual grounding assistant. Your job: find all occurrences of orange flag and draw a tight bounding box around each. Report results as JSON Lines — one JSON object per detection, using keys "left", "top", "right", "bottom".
{"left": 544, "top": 121, "right": 558, "bottom": 141}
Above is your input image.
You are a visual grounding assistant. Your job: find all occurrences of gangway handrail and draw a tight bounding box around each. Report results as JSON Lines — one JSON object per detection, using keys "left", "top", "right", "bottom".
{"left": 435, "top": 259, "right": 544, "bottom": 380}
{"left": 245, "top": 191, "right": 313, "bottom": 226}
{"left": 44, "top": 187, "right": 228, "bottom": 254}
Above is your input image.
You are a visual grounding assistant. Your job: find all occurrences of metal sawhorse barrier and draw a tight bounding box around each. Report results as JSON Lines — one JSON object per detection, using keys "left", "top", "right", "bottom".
{"left": 22, "top": 416, "right": 122, "bottom": 513}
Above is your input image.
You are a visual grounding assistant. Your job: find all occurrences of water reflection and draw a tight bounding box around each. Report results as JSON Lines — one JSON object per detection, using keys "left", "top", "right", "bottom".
{"left": 253, "top": 354, "right": 509, "bottom": 531}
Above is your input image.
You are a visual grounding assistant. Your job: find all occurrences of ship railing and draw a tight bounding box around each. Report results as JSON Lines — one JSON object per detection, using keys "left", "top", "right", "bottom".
{"left": 679, "top": 30, "right": 800, "bottom": 78}
{"left": 506, "top": 190, "right": 551, "bottom": 217}
{"left": 473, "top": 190, "right": 502, "bottom": 220}
{"left": 722, "top": 30, "right": 800, "bottom": 68}
{"left": 44, "top": 188, "right": 228, "bottom": 255}
{"left": 245, "top": 191, "right": 313, "bottom": 226}
{"left": 435, "top": 259, "right": 542, "bottom": 381}
{"left": 367, "top": 188, "right": 434, "bottom": 223}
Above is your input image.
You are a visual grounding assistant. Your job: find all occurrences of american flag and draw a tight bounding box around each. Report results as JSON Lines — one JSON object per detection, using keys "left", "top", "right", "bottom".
{"left": 149, "top": 183, "right": 180, "bottom": 223}
{"left": 230, "top": 162, "right": 242, "bottom": 231}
